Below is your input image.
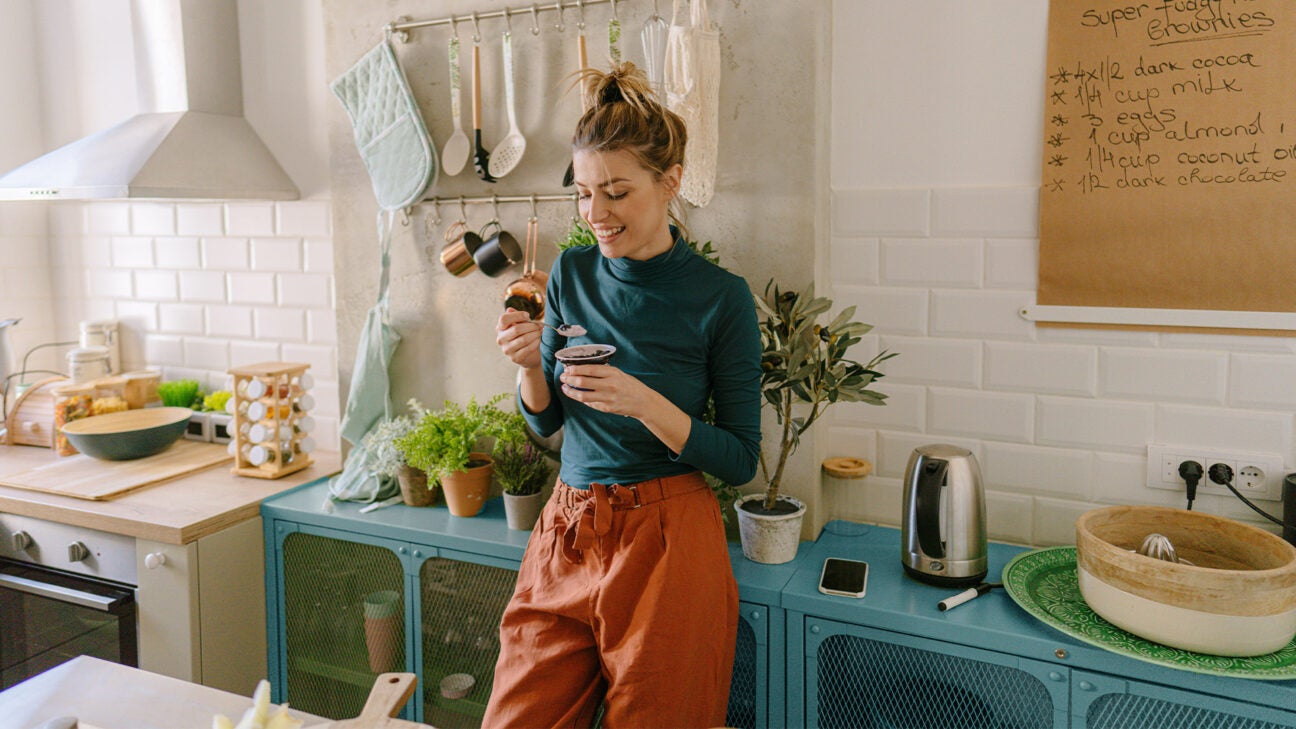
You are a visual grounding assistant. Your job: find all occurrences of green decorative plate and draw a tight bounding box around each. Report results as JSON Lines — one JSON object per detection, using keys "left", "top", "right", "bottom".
{"left": 1002, "top": 546, "right": 1296, "bottom": 680}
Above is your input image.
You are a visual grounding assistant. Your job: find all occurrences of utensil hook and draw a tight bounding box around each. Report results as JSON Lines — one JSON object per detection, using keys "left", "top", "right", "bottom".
{"left": 611, "top": 0, "right": 618, "bottom": 20}
{"left": 458, "top": 196, "right": 468, "bottom": 224}
{"left": 491, "top": 195, "right": 502, "bottom": 225}
{"left": 503, "top": 7, "right": 512, "bottom": 33}
{"left": 530, "top": 4, "right": 542, "bottom": 35}
{"left": 471, "top": 11, "right": 481, "bottom": 43}
{"left": 554, "top": 2, "right": 565, "bottom": 32}
{"left": 652, "top": 0, "right": 661, "bottom": 18}
{"left": 576, "top": 0, "right": 585, "bottom": 31}
{"left": 529, "top": 194, "right": 539, "bottom": 221}
{"left": 449, "top": 16, "right": 458, "bottom": 38}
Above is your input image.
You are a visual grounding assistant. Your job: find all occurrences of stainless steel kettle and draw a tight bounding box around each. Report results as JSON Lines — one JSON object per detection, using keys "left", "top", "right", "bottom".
{"left": 901, "top": 444, "right": 987, "bottom": 587}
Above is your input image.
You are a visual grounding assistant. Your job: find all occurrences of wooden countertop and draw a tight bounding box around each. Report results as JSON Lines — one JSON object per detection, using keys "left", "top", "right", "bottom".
{"left": 0, "top": 444, "right": 341, "bottom": 545}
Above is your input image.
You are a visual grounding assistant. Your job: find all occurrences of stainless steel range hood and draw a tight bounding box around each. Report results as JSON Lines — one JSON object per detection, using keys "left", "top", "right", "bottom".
{"left": 0, "top": 0, "right": 298, "bottom": 201}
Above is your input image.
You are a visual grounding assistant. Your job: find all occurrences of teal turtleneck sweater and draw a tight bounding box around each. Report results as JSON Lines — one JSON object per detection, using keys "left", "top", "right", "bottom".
{"left": 523, "top": 237, "right": 762, "bottom": 490}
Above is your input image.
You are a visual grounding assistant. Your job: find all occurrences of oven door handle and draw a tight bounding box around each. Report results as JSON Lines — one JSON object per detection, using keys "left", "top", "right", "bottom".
{"left": 0, "top": 572, "right": 130, "bottom": 611}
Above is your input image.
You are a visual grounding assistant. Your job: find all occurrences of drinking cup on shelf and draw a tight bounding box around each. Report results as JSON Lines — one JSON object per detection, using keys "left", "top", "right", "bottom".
{"left": 363, "top": 589, "right": 402, "bottom": 673}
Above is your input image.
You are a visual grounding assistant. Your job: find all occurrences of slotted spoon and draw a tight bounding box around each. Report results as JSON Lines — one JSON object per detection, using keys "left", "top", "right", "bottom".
{"left": 489, "top": 29, "right": 527, "bottom": 178}
{"left": 441, "top": 35, "right": 470, "bottom": 176}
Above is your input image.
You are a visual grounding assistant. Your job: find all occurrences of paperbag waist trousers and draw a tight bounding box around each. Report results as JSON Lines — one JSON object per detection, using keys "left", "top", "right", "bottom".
{"left": 482, "top": 471, "right": 738, "bottom": 729}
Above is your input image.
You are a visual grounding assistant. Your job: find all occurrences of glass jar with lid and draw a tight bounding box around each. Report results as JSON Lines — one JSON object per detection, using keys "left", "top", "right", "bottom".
{"left": 52, "top": 383, "right": 95, "bottom": 456}
{"left": 90, "top": 376, "right": 129, "bottom": 415}
{"left": 122, "top": 370, "right": 162, "bottom": 409}
{"left": 66, "top": 346, "right": 111, "bottom": 384}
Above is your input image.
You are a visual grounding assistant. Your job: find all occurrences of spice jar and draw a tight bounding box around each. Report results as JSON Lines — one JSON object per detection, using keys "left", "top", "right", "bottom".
{"left": 122, "top": 370, "right": 162, "bottom": 409}
{"left": 52, "top": 384, "right": 95, "bottom": 456}
{"left": 66, "top": 346, "right": 111, "bottom": 384}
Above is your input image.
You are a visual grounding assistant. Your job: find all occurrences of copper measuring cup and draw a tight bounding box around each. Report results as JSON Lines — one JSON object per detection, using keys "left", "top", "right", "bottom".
{"left": 503, "top": 216, "right": 547, "bottom": 319}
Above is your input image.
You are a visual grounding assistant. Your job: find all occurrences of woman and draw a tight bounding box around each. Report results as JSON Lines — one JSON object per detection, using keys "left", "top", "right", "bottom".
{"left": 487, "top": 62, "right": 762, "bottom": 728}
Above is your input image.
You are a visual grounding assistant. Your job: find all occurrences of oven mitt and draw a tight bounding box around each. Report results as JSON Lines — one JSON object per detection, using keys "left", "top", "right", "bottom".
{"left": 664, "top": 0, "right": 720, "bottom": 207}
{"left": 332, "top": 40, "right": 437, "bottom": 211}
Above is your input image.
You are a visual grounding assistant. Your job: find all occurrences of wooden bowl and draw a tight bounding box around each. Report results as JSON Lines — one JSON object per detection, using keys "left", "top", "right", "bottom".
{"left": 60, "top": 407, "right": 193, "bottom": 460}
{"left": 1076, "top": 505, "right": 1296, "bottom": 656}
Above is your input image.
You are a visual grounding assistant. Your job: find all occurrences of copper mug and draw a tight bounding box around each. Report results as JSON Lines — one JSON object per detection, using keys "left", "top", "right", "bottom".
{"left": 439, "top": 221, "right": 479, "bottom": 277}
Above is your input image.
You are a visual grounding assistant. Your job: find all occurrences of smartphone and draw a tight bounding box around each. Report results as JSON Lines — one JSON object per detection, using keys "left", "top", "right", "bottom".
{"left": 818, "top": 557, "right": 869, "bottom": 598}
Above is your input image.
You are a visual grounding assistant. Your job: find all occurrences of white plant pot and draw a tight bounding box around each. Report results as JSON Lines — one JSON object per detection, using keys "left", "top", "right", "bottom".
{"left": 503, "top": 491, "right": 546, "bottom": 531}
{"left": 735, "top": 493, "right": 806, "bottom": 564}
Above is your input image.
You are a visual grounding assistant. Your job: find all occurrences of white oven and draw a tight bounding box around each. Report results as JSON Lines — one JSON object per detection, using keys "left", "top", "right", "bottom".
{"left": 0, "top": 513, "right": 139, "bottom": 689}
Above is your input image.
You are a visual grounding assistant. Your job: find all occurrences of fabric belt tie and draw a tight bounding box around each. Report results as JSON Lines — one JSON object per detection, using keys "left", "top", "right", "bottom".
{"left": 559, "top": 473, "right": 706, "bottom": 563}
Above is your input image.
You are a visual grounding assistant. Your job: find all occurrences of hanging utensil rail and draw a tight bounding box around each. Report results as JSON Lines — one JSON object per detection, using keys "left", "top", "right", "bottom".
{"left": 387, "top": 0, "right": 625, "bottom": 43}
{"left": 421, "top": 193, "right": 576, "bottom": 207}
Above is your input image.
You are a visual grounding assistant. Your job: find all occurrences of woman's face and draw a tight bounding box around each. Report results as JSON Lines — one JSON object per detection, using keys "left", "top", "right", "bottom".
{"left": 573, "top": 148, "right": 681, "bottom": 261}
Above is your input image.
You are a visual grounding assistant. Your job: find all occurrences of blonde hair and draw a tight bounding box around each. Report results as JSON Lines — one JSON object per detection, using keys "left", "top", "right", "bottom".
{"left": 571, "top": 62, "right": 689, "bottom": 236}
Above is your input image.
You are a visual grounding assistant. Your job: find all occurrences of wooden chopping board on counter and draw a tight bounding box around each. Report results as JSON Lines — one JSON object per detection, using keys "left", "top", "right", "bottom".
{"left": 305, "top": 673, "right": 430, "bottom": 729}
{"left": 0, "top": 440, "right": 233, "bottom": 500}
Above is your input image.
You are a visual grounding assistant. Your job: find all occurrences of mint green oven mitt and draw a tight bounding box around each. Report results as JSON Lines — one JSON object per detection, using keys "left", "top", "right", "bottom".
{"left": 331, "top": 40, "right": 437, "bottom": 210}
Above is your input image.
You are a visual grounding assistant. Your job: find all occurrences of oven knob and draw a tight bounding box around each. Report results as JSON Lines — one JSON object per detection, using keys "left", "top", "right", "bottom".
{"left": 145, "top": 552, "right": 167, "bottom": 569}
{"left": 11, "top": 531, "right": 32, "bottom": 551}
{"left": 67, "top": 541, "right": 90, "bottom": 562}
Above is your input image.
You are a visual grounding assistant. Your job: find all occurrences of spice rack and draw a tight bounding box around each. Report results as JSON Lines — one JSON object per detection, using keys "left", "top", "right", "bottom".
{"left": 226, "top": 361, "right": 317, "bottom": 479}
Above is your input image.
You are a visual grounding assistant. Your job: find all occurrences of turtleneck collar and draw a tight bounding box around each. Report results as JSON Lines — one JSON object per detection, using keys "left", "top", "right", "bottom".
{"left": 603, "top": 229, "right": 691, "bottom": 284}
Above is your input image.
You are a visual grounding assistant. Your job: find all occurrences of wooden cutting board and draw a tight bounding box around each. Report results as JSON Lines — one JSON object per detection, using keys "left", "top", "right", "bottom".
{"left": 0, "top": 440, "right": 232, "bottom": 500}
{"left": 305, "top": 673, "right": 430, "bottom": 729}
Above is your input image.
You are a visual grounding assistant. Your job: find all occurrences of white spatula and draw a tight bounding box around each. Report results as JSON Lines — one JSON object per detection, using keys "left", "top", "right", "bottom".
{"left": 441, "top": 35, "right": 470, "bottom": 176}
{"left": 488, "top": 29, "right": 526, "bottom": 178}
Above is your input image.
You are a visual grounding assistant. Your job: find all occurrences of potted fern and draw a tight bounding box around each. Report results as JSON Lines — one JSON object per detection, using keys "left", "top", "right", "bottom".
{"left": 494, "top": 441, "right": 554, "bottom": 530}
{"left": 394, "top": 393, "right": 523, "bottom": 517}
{"left": 736, "top": 281, "right": 896, "bottom": 564}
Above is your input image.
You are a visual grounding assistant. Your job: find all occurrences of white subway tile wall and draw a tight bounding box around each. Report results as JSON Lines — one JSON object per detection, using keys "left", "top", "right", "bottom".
{"left": 0, "top": 201, "right": 340, "bottom": 451}
{"left": 827, "top": 186, "right": 1296, "bottom": 545}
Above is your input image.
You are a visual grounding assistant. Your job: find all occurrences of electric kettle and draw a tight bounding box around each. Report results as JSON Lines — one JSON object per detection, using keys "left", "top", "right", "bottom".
{"left": 901, "top": 444, "right": 987, "bottom": 587}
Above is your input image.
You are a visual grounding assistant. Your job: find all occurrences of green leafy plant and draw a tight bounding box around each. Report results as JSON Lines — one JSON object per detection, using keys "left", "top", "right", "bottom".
{"left": 157, "top": 379, "right": 202, "bottom": 409}
{"left": 394, "top": 393, "right": 525, "bottom": 484}
{"left": 202, "top": 390, "right": 232, "bottom": 413}
{"left": 360, "top": 399, "right": 428, "bottom": 479}
{"left": 494, "top": 441, "right": 554, "bottom": 496}
{"left": 753, "top": 281, "right": 897, "bottom": 512}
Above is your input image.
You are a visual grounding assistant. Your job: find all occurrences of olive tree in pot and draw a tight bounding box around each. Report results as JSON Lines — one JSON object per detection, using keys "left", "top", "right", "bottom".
{"left": 394, "top": 393, "right": 522, "bottom": 517}
{"left": 736, "top": 281, "right": 896, "bottom": 564}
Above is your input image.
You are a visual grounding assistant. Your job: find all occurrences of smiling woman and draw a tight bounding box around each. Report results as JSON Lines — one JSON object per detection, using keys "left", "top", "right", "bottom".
{"left": 488, "top": 62, "right": 761, "bottom": 729}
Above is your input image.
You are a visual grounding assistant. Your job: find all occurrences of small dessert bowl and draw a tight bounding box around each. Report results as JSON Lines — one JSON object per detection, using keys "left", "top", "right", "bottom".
{"left": 555, "top": 344, "right": 616, "bottom": 367}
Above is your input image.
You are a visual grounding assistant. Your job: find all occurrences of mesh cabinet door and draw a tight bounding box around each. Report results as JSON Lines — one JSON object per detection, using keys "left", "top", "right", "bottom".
{"left": 727, "top": 601, "right": 770, "bottom": 729}
{"left": 280, "top": 531, "right": 406, "bottom": 720}
{"left": 806, "top": 618, "right": 1066, "bottom": 729}
{"left": 1075, "top": 671, "right": 1296, "bottom": 729}
{"left": 418, "top": 555, "right": 517, "bottom": 729}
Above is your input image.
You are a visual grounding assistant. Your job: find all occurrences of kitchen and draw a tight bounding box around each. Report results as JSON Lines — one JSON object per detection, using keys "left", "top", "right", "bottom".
{"left": 2, "top": 0, "right": 1296, "bottom": 727}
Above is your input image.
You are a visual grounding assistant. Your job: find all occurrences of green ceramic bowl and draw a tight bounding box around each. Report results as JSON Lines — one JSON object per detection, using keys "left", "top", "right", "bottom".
{"left": 61, "top": 407, "right": 193, "bottom": 460}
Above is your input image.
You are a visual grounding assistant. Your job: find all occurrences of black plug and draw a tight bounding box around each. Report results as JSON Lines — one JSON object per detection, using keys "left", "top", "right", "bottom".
{"left": 1179, "top": 460, "right": 1204, "bottom": 510}
{"left": 1209, "top": 462, "right": 1234, "bottom": 486}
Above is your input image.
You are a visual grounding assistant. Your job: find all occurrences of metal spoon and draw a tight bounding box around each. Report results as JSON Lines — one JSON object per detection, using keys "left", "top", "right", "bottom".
{"left": 540, "top": 322, "right": 586, "bottom": 337}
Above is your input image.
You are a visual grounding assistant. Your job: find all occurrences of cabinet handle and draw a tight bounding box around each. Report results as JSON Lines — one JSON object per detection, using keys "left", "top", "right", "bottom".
{"left": 414, "top": 550, "right": 424, "bottom": 559}
{"left": 749, "top": 610, "right": 761, "bottom": 621}
{"left": 145, "top": 552, "right": 167, "bottom": 570}
{"left": 809, "top": 624, "right": 820, "bottom": 634}
{"left": 398, "top": 547, "right": 408, "bottom": 555}
{"left": 1078, "top": 680, "right": 1096, "bottom": 692}
{"left": 1048, "top": 671, "right": 1064, "bottom": 682}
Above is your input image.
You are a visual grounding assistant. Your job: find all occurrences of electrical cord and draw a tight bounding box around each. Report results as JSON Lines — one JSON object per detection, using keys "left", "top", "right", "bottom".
{"left": 1207, "top": 462, "right": 1296, "bottom": 531}
{"left": 1179, "top": 460, "right": 1203, "bottom": 511}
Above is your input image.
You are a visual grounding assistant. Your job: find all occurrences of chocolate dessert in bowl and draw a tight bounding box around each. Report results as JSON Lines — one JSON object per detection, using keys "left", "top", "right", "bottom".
{"left": 555, "top": 344, "right": 617, "bottom": 391}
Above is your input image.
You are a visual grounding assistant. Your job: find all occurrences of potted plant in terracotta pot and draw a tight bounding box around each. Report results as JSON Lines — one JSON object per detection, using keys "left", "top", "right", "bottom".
{"left": 362, "top": 399, "right": 430, "bottom": 506}
{"left": 494, "top": 440, "right": 554, "bottom": 530}
{"left": 736, "top": 281, "right": 897, "bottom": 564}
{"left": 394, "top": 393, "right": 522, "bottom": 517}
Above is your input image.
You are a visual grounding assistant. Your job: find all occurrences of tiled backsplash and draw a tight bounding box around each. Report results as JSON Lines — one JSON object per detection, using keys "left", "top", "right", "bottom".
{"left": 825, "top": 186, "right": 1296, "bottom": 547}
{"left": 2, "top": 200, "right": 340, "bottom": 451}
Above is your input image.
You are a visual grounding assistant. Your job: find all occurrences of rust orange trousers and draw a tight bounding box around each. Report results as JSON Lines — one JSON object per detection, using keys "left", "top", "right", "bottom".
{"left": 482, "top": 472, "right": 738, "bottom": 729}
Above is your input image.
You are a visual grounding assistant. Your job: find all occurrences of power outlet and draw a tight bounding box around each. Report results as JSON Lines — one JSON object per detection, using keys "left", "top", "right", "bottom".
{"left": 1147, "top": 445, "right": 1285, "bottom": 502}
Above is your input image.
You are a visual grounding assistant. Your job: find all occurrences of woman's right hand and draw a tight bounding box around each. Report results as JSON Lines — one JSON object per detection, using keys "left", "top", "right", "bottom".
{"left": 496, "top": 308, "right": 543, "bottom": 370}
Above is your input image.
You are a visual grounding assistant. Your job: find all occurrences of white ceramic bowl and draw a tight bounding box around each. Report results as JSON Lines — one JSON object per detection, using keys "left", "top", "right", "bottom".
{"left": 1076, "top": 505, "right": 1296, "bottom": 656}
{"left": 439, "top": 672, "right": 475, "bottom": 700}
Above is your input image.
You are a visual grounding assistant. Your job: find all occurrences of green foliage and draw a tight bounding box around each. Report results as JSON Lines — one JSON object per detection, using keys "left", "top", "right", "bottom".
{"left": 157, "top": 379, "right": 202, "bottom": 409}
{"left": 755, "top": 280, "right": 897, "bottom": 511}
{"left": 393, "top": 393, "right": 525, "bottom": 483}
{"left": 201, "top": 390, "right": 231, "bottom": 413}
{"left": 360, "top": 399, "right": 428, "bottom": 479}
{"left": 493, "top": 441, "right": 554, "bottom": 496}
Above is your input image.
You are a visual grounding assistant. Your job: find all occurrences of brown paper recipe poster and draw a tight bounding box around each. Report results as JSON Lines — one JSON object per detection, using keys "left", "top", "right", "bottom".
{"left": 1039, "top": 0, "right": 1296, "bottom": 332}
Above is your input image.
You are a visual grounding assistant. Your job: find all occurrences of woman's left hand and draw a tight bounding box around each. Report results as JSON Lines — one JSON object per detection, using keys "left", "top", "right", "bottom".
{"left": 559, "top": 364, "right": 655, "bottom": 420}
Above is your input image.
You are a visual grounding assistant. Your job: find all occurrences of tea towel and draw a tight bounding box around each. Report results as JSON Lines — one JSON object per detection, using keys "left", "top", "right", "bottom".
{"left": 664, "top": 0, "right": 720, "bottom": 207}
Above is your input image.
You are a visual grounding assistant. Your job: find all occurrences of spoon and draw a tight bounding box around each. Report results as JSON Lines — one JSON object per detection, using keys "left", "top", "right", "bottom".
{"left": 488, "top": 28, "right": 526, "bottom": 178}
{"left": 540, "top": 322, "right": 586, "bottom": 337}
{"left": 441, "top": 35, "right": 470, "bottom": 176}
